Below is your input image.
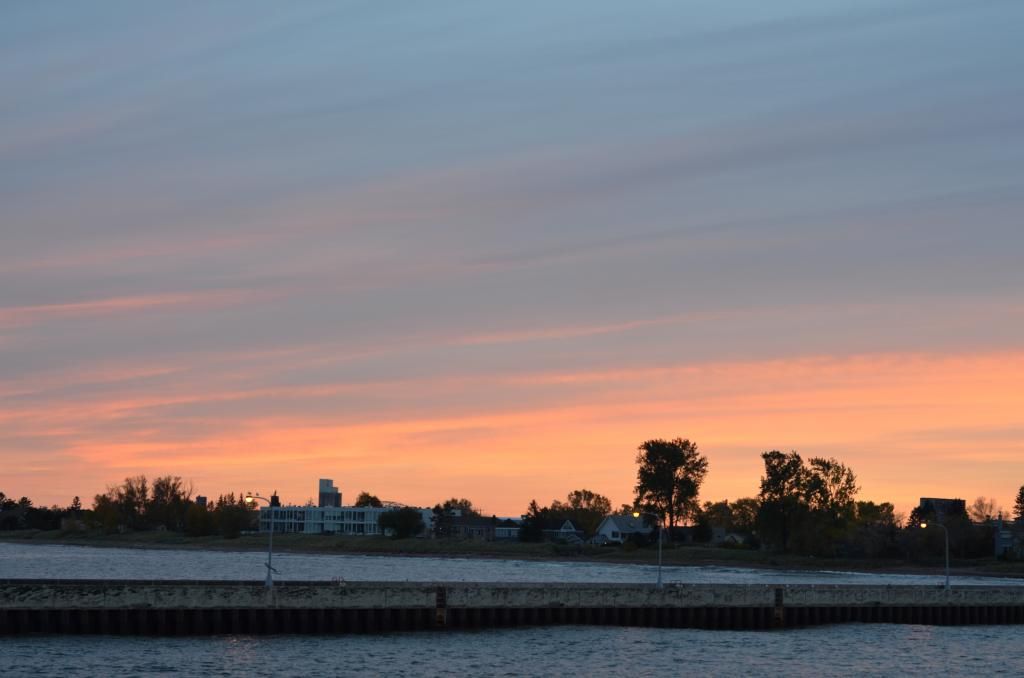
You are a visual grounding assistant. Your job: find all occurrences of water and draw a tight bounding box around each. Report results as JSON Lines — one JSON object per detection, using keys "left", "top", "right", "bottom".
{"left": 3, "top": 543, "right": 1022, "bottom": 676}
{"left": 2, "top": 625, "right": 1023, "bottom": 677}
{"left": 3, "top": 543, "right": 1021, "bottom": 586}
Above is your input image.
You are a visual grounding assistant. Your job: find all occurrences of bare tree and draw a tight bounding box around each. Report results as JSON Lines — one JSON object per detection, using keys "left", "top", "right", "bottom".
{"left": 968, "top": 496, "right": 1002, "bottom": 523}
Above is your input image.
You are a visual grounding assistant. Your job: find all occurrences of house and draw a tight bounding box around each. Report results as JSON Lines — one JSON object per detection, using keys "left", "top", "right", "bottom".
{"left": 710, "top": 526, "right": 748, "bottom": 547}
{"left": 994, "top": 516, "right": 1024, "bottom": 559}
{"left": 593, "top": 514, "right": 653, "bottom": 545}
{"left": 447, "top": 514, "right": 496, "bottom": 540}
{"left": 541, "top": 518, "right": 584, "bottom": 544}
{"left": 494, "top": 518, "right": 521, "bottom": 541}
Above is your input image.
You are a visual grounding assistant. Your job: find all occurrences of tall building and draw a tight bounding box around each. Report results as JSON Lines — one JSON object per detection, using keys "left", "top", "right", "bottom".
{"left": 318, "top": 479, "right": 341, "bottom": 508}
{"left": 918, "top": 497, "right": 966, "bottom": 522}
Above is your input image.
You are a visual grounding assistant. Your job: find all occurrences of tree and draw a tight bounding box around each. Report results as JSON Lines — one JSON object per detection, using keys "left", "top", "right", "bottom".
{"left": 1015, "top": 485, "right": 1024, "bottom": 522}
{"left": 379, "top": 508, "right": 425, "bottom": 539}
{"left": 701, "top": 500, "right": 733, "bottom": 529}
{"left": 856, "top": 501, "right": 899, "bottom": 529}
{"left": 805, "top": 458, "right": 859, "bottom": 522}
{"left": 69, "top": 496, "right": 82, "bottom": 513}
{"left": 694, "top": 500, "right": 733, "bottom": 543}
{"left": 730, "top": 498, "right": 760, "bottom": 534}
{"left": 634, "top": 438, "right": 709, "bottom": 528}
{"left": 185, "top": 503, "right": 213, "bottom": 537}
{"left": 518, "top": 500, "right": 547, "bottom": 542}
{"left": 354, "top": 492, "right": 383, "bottom": 508}
{"left": 147, "top": 476, "right": 192, "bottom": 531}
{"left": 212, "top": 494, "right": 255, "bottom": 538}
{"left": 756, "top": 450, "right": 807, "bottom": 552}
{"left": 968, "top": 496, "right": 1002, "bottom": 523}
{"left": 440, "top": 498, "right": 480, "bottom": 517}
{"left": 91, "top": 494, "right": 121, "bottom": 533}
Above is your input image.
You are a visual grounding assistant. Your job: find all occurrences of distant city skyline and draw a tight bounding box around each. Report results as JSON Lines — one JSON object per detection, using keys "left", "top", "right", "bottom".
{"left": 2, "top": 1, "right": 1022, "bottom": 516}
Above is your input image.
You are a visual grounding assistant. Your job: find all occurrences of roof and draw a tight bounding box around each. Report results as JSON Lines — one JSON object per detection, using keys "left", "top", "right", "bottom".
{"left": 541, "top": 518, "right": 579, "bottom": 532}
{"left": 600, "top": 514, "right": 653, "bottom": 534}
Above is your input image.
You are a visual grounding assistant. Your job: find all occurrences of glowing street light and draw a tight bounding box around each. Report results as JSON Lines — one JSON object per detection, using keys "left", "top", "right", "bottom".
{"left": 632, "top": 510, "right": 663, "bottom": 589}
{"left": 245, "top": 493, "right": 278, "bottom": 588}
{"left": 919, "top": 522, "right": 950, "bottom": 592}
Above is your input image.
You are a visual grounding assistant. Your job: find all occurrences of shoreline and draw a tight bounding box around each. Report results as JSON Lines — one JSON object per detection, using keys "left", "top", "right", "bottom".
{"left": 4, "top": 530, "right": 1023, "bottom": 580}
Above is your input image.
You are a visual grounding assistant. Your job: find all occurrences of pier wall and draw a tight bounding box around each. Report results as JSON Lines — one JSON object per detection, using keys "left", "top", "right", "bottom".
{"left": 2, "top": 580, "right": 1022, "bottom": 634}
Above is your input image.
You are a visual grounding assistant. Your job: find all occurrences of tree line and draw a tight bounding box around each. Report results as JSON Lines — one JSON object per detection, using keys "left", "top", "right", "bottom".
{"left": 513, "top": 437, "right": 1024, "bottom": 559}
{"left": 0, "top": 475, "right": 258, "bottom": 539}
{"left": 4, "top": 441, "right": 1024, "bottom": 560}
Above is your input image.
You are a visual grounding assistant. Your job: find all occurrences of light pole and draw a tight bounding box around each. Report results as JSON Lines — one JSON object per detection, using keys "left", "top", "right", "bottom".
{"left": 633, "top": 511, "right": 663, "bottom": 589}
{"left": 245, "top": 493, "right": 277, "bottom": 588}
{"left": 919, "top": 521, "right": 950, "bottom": 591}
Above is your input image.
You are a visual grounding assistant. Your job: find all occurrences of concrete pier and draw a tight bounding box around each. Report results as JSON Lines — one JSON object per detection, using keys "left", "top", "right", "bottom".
{"left": 2, "top": 580, "right": 1023, "bottom": 634}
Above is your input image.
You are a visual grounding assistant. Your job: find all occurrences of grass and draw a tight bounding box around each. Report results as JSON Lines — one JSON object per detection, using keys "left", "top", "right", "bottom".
{"left": 2, "top": 529, "right": 1022, "bottom": 578}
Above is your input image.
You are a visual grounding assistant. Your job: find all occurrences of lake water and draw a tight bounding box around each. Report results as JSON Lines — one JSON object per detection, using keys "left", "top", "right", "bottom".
{"left": 2, "top": 543, "right": 1023, "bottom": 677}
{"left": 3, "top": 625, "right": 1023, "bottom": 677}
{"left": 2, "top": 542, "right": 1022, "bottom": 586}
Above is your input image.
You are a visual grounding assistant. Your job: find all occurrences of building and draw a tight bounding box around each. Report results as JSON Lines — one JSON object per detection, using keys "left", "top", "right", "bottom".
{"left": 318, "top": 479, "right": 341, "bottom": 508}
{"left": 541, "top": 518, "right": 584, "bottom": 544}
{"left": 259, "top": 504, "right": 433, "bottom": 536}
{"left": 593, "top": 514, "right": 653, "bottom": 545}
{"left": 258, "top": 480, "right": 431, "bottom": 536}
{"left": 994, "top": 515, "right": 1024, "bottom": 559}
{"left": 918, "top": 497, "right": 967, "bottom": 522}
{"left": 494, "top": 518, "right": 521, "bottom": 541}
{"left": 446, "top": 514, "right": 497, "bottom": 540}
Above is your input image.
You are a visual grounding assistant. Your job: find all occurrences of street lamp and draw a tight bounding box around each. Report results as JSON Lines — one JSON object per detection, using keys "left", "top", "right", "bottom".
{"left": 919, "top": 522, "right": 950, "bottom": 591}
{"left": 632, "top": 510, "right": 663, "bottom": 589}
{"left": 245, "top": 493, "right": 278, "bottom": 588}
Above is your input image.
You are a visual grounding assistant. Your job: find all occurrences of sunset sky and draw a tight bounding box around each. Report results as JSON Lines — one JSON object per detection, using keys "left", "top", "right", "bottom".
{"left": 2, "top": 1, "right": 1022, "bottom": 517}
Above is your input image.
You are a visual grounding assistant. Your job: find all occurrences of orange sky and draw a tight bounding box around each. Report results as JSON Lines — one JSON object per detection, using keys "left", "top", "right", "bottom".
{"left": 7, "top": 349, "right": 1023, "bottom": 517}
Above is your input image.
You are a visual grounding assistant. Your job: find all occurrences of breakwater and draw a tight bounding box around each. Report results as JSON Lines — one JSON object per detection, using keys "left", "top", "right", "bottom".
{"left": 2, "top": 580, "right": 1023, "bottom": 634}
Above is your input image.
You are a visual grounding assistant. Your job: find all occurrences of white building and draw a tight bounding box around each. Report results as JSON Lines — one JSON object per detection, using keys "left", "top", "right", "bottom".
{"left": 258, "top": 483, "right": 433, "bottom": 537}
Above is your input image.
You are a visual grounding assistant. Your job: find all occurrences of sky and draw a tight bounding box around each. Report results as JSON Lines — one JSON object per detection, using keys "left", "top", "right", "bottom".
{"left": 1, "top": 0, "right": 1022, "bottom": 517}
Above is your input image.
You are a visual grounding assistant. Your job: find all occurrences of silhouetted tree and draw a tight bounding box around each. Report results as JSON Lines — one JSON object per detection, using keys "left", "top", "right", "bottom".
{"left": 212, "top": 493, "right": 255, "bottom": 538}
{"left": 147, "top": 476, "right": 192, "bottom": 531}
{"left": 1015, "top": 485, "right": 1024, "bottom": 522}
{"left": 729, "top": 498, "right": 760, "bottom": 535}
{"left": 354, "top": 492, "right": 383, "bottom": 508}
{"left": 756, "top": 450, "right": 807, "bottom": 552}
{"left": 968, "top": 496, "right": 1002, "bottom": 523}
{"left": 379, "top": 508, "right": 425, "bottom": 538}
{"left": 440, "top": 498, "right": 480, "bottom": 516}
{"left": 805, "top": 458, "right": 858, "bottom": 523}
{"left": 634, "top": 438, "right": 709, "bottom": 528}
{"left": 185, "top": 503, "right": 214, "bottom": 537}
{"left": 518, "top": 500, "right": 547, "bottom": 542}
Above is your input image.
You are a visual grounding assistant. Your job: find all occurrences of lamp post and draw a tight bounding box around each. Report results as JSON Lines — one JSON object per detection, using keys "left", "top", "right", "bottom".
{"left": 919, "top": 521, "right": 949, "bottom": 591}
{"left": 632, "top": 510, "right": 663, "bottom": 589}
{"left": 245, "top": 493, "right": 277, "bottom": 588}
